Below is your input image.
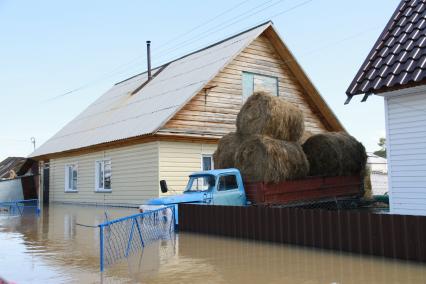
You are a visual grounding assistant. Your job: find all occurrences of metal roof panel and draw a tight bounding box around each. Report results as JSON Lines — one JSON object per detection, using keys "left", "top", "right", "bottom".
{"left": 30, "top": 22, "right": 271, "bottom": 157}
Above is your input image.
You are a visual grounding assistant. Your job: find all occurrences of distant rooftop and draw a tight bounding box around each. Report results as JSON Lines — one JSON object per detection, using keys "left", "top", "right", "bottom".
{"left": 0, "top": 157, "right": 35, "bottom": 179}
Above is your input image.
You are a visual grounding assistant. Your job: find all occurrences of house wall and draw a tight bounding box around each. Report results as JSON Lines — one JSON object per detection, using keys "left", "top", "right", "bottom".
{"left": 384, "top": 87, "right": 426, "bottom": 216}
{"left": 48, "top": 142, "right": 159, "bottom": 205}
{"left": 158, "top": 141, "right": 217, "bottom": 193}
{"left": 160, "top": 34, "right": 330, "bottom": 137}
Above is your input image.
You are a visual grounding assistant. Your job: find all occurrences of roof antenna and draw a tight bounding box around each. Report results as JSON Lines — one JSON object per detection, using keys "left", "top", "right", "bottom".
{"left": 147, "top": 41, "right": 152, "bottom": 80}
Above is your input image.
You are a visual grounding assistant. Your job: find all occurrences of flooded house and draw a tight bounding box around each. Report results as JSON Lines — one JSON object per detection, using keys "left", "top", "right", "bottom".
{"left": 346, "top": 0, "right": 426, "bottom": 215}
{"left": 30, "top": 21, "right": 344, "bottom": 206}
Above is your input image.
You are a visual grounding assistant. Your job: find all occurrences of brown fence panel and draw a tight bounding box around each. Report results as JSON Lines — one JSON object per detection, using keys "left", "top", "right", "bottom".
{"left": 419, "top": 216, "right": 426, "bottom": 262}
{"left": 178, "top": 204, "right": 426, "bottom": 263}
{"left": 392, "top": 214, "right": 407, "bottom": 260}
{"left": 405, "top": 215, "right": 420, "bottom": 261}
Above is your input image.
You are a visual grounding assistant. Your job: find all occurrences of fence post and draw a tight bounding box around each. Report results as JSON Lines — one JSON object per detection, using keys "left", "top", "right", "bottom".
{"left": 99, "top": 225, "right": 104, "bottom": 272}
{"left": 125, "top": 219, "right": 136, "bottom": 257}
{"left": 16, "top": 201, "right": 23, "bottom": 216}
{"left": 171, "top": 205, "right": 176, "bottom": 233}
{"left": 135, "top": 217, "right": 145, "bottom": 247}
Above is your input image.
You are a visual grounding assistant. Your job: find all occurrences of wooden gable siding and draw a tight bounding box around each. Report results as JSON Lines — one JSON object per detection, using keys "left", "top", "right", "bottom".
{"left": 160, "top": 34, "right": 330, "bottom": 137}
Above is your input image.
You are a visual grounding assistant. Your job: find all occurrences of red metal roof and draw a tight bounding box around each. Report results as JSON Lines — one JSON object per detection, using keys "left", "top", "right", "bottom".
{"left": 347, "top": 0, "right": 426, "bottom": 97}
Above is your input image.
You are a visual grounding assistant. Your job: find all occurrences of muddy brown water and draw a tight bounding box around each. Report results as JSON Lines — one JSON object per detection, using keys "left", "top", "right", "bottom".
{"left": 0, "top": 204, "right": 425, "bottom": 283}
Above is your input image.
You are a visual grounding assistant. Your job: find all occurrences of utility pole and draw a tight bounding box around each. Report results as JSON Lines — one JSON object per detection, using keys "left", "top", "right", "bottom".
{"left": 30, "top": 137, "right": 36, "bottom": 150}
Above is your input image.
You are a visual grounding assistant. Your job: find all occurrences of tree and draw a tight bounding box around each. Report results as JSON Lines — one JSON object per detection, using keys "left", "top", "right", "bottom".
{"left": 373, "top": 137, "right": 386, "bottom": 158}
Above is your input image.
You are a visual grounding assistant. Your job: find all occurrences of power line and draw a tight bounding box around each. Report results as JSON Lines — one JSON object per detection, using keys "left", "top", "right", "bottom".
{"left": 45, "top": 0, "right": 258, "bottom": 101}
{"left": 153, "top": 0, "right": 287, "bottom": 59}
{"left": 38, "top": 4, "right": 387, "bottom": 141}
{"left": 73, "top": 33, "right": 260, "bottom": 111}
{"left": 74, "top": 17, "right": 381, "bottom": 116}
{"left": 68, "top": 22, "right": 381, "bottom": 122}
{"left": 46, "top": 0, "right": 304, "bottom": 102}
{"left": 153, "top": 0, "right": 253, "bottom": 54}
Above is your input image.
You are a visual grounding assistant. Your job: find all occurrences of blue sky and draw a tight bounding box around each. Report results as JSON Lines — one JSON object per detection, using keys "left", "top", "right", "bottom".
{"left": 0, "top": 0, "right": 400, "bottom": 161}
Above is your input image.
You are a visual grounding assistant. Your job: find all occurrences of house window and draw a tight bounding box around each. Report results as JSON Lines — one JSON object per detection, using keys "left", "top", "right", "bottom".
{"left": 95, "top": 159, "right": 111, "bottom": 192}
{"left": 218, "top": 175, "right": 238, "bottom": 191}
{"left": 242, "top": 72, "right": 278, "bottom": 102}
{"left": 202, "top": 155, "right": 214, "bottom": 171}
{"left": 65, "top": 164, "right": 78, "bottom": 192}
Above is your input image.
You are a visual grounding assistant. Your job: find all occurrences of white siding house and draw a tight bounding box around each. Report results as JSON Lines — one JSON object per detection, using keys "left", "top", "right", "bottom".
{"left": 383, "top": 86, "right": 426, "bottom": 215}
{"left": 346, "top": 0, "right": 426, "bottom": 215}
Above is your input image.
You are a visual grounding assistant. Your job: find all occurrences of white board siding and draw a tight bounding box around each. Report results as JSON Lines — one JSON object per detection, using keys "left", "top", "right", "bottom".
{"left": 158, "top": 141, "right": 217, "bottom": 194}
{"left": 385, "top": 88, "right": 426, "bottom": 216}
{"left": 49, "top": 142, "right": 159, "bottom": 205}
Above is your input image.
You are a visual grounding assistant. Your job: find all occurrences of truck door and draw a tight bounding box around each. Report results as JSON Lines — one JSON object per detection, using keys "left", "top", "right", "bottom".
{"left": 213, "top": 174, "right": 245, "bottom": 206}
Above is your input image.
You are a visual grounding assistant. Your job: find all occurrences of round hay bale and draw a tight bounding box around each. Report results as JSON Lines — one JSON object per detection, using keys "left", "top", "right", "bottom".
{"left": 299, "top": 130, "right": 314, "bottom": 144}
{"left": 302, "top": 133, "right": 343, "bottom": 176}
{"left": 236, "top": 91, "right": 305, "bottom": 141}
{"left": 213, "top": 132, "right": 244, "bottom": 169}
{"left": 302, "top": 132, "right": 367, "bottom": 177}
{"left": 334, "top": 132, "right": 367, "bottom": 176}
{"left": 234, "top": 135, "right": 309, "bottom": 183}
{"left": 363, "top": 165, "right": 373, "bottom": 200}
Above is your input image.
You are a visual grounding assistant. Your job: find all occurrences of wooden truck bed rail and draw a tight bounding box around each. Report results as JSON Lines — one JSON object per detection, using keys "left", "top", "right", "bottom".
{"left": 244, "top": 175, "right": 363, "bottom": 205}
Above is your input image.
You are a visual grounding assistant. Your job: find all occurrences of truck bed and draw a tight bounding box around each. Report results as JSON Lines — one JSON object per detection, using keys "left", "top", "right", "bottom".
{"left": 244, "top": 175, "right": 363, "bottom": 206}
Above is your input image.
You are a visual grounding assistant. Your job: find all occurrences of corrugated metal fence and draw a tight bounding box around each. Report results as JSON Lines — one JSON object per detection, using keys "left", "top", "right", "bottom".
{"left": 178, "top": 204, "right": 426, "bottom": 262}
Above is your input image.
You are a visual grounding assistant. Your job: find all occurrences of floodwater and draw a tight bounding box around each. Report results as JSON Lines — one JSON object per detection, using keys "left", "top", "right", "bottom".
{"left": 0, "top": 204, "right": 425, "bottom": 284}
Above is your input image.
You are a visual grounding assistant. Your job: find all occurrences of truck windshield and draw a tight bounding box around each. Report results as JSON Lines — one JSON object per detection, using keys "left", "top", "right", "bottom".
{"left": 185, "top": 175, "right": 215, "bottom": 192}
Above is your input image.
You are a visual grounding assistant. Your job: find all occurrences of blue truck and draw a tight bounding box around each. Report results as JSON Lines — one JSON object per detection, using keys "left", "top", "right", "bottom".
{"left": 140, "top": 168, "right": 364, "bottom": 224}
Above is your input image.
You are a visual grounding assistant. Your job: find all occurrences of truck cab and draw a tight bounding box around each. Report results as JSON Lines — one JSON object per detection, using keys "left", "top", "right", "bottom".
{"left": 140, "top": 169, "right": 247, "bottom": 221}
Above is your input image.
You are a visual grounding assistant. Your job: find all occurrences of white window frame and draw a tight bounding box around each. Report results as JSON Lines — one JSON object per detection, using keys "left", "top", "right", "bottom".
{"left": 64, "top": 163, "right": 78, "bottom": 192}
{"left": 242, "top": 71, "right": 279, "bottom": 102}
{"left": 201, "top": 154, "right": 214, "bottom": 171}
{"left": 95, "top": 159, "right": 112, "bottom": 193}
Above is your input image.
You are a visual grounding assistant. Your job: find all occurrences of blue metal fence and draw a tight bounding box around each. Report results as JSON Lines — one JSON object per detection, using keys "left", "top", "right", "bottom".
{"left": 98, "top": 205, "right": 175, "bottom": 272}
{"left": 0, "top": 199, "right": 39, "bottom": 216}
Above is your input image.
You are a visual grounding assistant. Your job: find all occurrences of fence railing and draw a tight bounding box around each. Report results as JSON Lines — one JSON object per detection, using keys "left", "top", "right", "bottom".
{"left": 0, "top": 199, "right": 39, "bottom": 216}
{"left": 98, "top": 205, "right": 175, "bottom": 272}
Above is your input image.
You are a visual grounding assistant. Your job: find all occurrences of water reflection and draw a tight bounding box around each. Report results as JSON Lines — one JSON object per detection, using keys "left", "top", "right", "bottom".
{"left": 0, "top": 204, "right": 425, "bottom": 283}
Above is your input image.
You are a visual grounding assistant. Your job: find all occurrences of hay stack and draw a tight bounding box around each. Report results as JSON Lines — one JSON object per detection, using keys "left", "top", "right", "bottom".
{"left": 299, "top": 130, "right": 313, "bottom": 144}
{"left": 334, "top": 132, "right": 367, "bottom": 176}
{"left": 302, "top": 132, "right": 367, "bottom": 177}
{"left": 363, "top": 165, "right": 373, "bottom": 200}
{"left": 213, "top": 132, "right": 244, "bottom": 169}
{"left": 236, "top": 92, "right": 305, "bottom": 141}
{"left": 234, "top": 135, "right": 309, "bottom": 183}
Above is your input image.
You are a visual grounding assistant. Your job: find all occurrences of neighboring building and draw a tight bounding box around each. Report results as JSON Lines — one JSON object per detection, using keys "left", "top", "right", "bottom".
{"left": 346, "top": 0, "right": 426, "bottom": 215}
{"left": 367, "top": 153, "right": 388, "bottom": 195}
{"left": 0, "top": 157, "right": 39, "bottom": 201}
{"left": 0, "top": 157, "right": 37, "bottom": 180}
{"left": 367, "top": 153, "right": 387, "bottom": 174}
{"left": 30, "top": 21, "right": 344, "bottom": 206}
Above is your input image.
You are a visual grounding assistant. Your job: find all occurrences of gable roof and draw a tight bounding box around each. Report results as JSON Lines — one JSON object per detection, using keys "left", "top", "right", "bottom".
{"left": 347, "top": 0, "right": 426, "bottom": 97}
{"left": 30, "top": 21, "right": 344, "bottom": 158}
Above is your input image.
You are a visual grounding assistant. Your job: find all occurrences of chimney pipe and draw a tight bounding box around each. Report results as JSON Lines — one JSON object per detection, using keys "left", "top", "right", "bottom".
{"left": 146, "top": 41, "right": 152, "bottom": 80}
